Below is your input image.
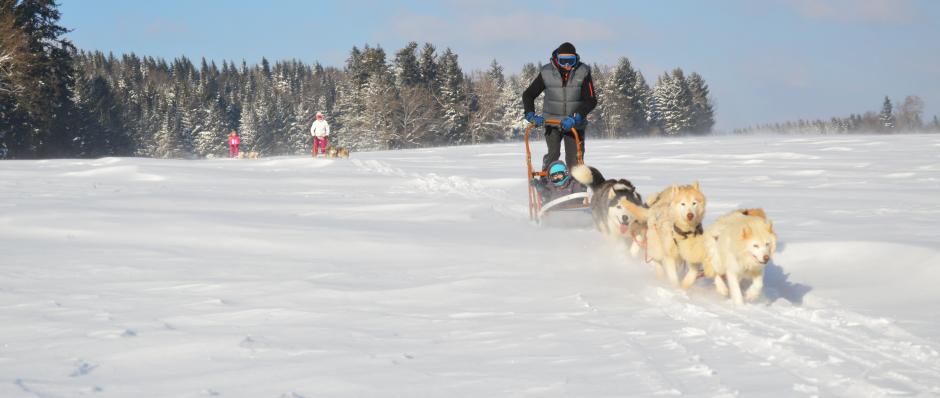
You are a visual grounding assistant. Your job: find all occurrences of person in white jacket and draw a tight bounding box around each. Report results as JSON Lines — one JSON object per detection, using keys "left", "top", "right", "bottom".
{"left": 310, "top": 111, "right": 330, "bottom": 157}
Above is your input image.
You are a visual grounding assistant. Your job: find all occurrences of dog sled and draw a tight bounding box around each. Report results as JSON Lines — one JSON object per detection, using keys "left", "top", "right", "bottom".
{"left": 524, "top": 119, "right": 592, "bottom": 227}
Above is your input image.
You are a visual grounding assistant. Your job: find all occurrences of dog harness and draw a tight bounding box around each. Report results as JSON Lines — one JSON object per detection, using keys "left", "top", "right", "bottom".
{"left": 672, "top": 223, "right": 704, "bottom": 245}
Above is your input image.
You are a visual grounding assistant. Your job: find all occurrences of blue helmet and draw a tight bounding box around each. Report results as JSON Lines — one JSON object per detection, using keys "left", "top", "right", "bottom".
{"left": 548, "top": 161, "right": 570, "bottom": 186}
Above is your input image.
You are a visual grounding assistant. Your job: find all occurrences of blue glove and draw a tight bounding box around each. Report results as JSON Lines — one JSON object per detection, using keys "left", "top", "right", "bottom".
{"left": 562, "top": 113, "right": 583, "bottom": 131}
{"left": 525, "top": 111, "right": 544, "bottom": 127}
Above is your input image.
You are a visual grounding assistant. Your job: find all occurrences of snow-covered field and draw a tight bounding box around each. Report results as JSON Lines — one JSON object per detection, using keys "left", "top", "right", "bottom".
{"left": 1, "top": 134, "right": 939, "bottom": 397}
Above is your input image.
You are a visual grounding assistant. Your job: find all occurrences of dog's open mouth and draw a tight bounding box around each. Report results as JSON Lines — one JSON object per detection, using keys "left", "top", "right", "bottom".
{"left": 619, "top": 221, "right": 630, "bottom": 234}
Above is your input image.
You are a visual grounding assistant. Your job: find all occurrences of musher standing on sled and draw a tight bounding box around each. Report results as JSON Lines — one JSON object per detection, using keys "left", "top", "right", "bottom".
{"left": 228, "top": 130, "right": 240, "bottom": 158}
{"left": 310, "top": 111, "right": 330, "bottom": 157}
{"left": 522, "top": 42, "right": 598, "bottom": 174}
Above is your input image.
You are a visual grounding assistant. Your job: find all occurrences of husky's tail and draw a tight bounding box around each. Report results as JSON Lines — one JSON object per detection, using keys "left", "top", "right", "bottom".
{"left": 622, "top": 201, "right": 650, "bottom": 223}
{"left": 571, "top": 164, "right": 606, "bottom": 191}
{"left": 738, "top": 208, "right": 767, "bottom": 220}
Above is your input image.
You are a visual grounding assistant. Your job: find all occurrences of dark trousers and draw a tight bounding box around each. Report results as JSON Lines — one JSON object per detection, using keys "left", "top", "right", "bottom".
{"left": 541, "top": 125, "right": 585, "bottom": 172}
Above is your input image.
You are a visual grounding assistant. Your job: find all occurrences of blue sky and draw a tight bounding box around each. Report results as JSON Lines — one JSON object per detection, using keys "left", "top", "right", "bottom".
{"left": 60, "top": 0, "right": 940, "bottom": 130}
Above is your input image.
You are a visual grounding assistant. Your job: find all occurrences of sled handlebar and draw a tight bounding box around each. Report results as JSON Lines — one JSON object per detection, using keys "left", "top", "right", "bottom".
{"left": 524, "top": 118, "right": 585, "bottom": 221}
{"left": 524, "top": 120, "right": 583, "bottom": 166}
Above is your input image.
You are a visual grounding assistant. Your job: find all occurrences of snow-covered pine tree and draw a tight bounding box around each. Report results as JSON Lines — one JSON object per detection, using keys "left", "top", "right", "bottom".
{"left": 653, "top": 69, "right": 694, "bottom": 135}
{"left": 360, "top": 45, "right": 389, "bottom": 84}
{"left": 393, "top": 42, "right": 421, "bottom": 88}
{"left": 194, "top": 130, "right": 221, "bottom": 158}
{"left": 634, "top": 71, "right": 654, "bottom": 135}
{"left": 175, "top": 84, "right": 199, "bottom": 158}
{"left": 0, "top": 0, "right": 77, "bottom": 157}
{"left": 250, "top": 85, "right": 276, "bottom": 155}
{"left": 193, "top": 95, "right": 225, "bottom": 157}
{"left": 520, "top": 62, "right": 539, "bottom": 83}
{"left": 500, "top": 62, "right": 542, "bottom": 139}
{"left": 591, "top": 64, "right": 613, "bottom": 139}
{"left": 332, "top": 73, "right": 364, "bottom": 150}
{"left": 0, "top": 15, "right": 21, "bottom": 102}
{"left": 362, "top": 70, "right": 396, "bottom": 150}
{"left": 879, "top": 96, "right": 895, "bottom": 132}
{"left": 272, "top": 92, "right": 295, "bottom": 155}
{"left": 287, "top": 99, "right": 313, "bottom": 154}
{"left": 345, "top": 46, "right": 366, "bottom": 89}
{"left": 604, "top": 57, "right": 647, "bottom": 137}
{"left": 437, "top": 48, "right": 467, "bottom": 145}
{"left": 487, "top": 59, "right": 505, "bottom": 88}
{"left": 418, "top": 43, "right": 438, "bottom": 90}
{"left": 604, "top": 59, "right": 627, "bottom": 137}
{"left": 155, "top": 99, "right": 190, "bottom": 158}
{"left": 238, "top": 102, "right": 259, "bottom": 153}
{"left": 58, "top": 36, "right": 732, "bottom": 159}
{"left": 498, "top": 74, "right": 526, "bottom": 140}
{"left": 72, "top": 73, "right": 132, "bottom": 157}
{"left": 686, "top": 72, "right": 715, "bottom": 135}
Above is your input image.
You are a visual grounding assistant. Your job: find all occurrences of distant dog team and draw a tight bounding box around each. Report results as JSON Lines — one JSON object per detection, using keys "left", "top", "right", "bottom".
{"left": 230, "top": 147, "right": 349, "bottom": 159}
{"left": 323, "top": 146, "right": 350, "bottom": 159}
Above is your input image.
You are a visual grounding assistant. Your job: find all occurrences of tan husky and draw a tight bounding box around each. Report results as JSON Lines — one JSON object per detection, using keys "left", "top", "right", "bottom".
{"left": 325, "top": 146, "right": 339, "bottom": 158}
{"left": 703, "top": 208, "right": 777, "bottom": 305}
{"left": 624, "top": 182, "right": 706, "bottom": 287}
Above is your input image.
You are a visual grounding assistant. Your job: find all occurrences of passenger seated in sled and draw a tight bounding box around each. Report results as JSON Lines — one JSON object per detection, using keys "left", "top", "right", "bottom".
{"left": 532, "top": 160, "right": 587, "bottom": 205}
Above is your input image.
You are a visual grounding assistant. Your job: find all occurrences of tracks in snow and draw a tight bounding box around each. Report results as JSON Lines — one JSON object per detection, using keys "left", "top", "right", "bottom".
{"left": 350, "top": 157, "right": 940, "bottom": 396}
{"left": 645, "top": 287, "right": 940, "bottom": 397}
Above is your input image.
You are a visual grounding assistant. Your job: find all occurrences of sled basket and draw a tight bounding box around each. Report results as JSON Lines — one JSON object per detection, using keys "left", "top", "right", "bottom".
{"left": 524, "top": 119, "right": 591, "bottom": 225}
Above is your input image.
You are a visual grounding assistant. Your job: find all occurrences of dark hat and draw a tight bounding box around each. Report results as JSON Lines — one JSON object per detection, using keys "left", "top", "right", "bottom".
{"left": 556, "top": 42, "right": 577, "bottom": 55}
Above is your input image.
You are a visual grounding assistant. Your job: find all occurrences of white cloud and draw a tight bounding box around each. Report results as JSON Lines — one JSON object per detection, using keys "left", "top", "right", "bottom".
{"left": 373, "top": 6, "right": 650, "bottom": 72}
{"left": 379, "top": 12, "right": 621, "bottom": 47}
{"left": 775, "top": 0, "right": 916, "bottom": 24}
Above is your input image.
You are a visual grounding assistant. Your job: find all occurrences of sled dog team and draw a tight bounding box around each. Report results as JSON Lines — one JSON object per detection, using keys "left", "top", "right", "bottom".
{"left": 571, "top": 165, "right": 778, "bottom": 305}
{"left": 230, "top": 147, "right": 348, "bottom": 160}
{"left": 323, "top": 146, "right": 350, "bottom": 159}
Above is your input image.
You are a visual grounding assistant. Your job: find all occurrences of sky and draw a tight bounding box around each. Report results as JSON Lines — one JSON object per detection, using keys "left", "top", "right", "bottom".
{"left": 59, "top": 0, "right": 940, "bottom": 131}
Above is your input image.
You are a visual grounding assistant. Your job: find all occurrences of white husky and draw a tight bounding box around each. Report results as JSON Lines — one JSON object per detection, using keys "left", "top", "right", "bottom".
{"left": 704, "top": 209, "right": 777, "bottom": 305}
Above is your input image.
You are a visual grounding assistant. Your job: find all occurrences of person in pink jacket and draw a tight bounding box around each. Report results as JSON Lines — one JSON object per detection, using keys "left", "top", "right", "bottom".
{"left": 228, "top": 131, "right": 240, "bottom": 158}
{"left": 310, "top": 112, "right": 330, "bottom": 157}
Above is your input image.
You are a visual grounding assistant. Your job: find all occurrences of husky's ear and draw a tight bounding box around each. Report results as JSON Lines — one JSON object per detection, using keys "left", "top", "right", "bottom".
{"left": 670, "top": 184, "right": 679, "bottom": 195}
{"left": 767, "top": 220, "right": 775, "bottom": 235}
{"left": 742, "top": 225, "right": 752, "bottom": 239}
{"left": 607, "top": 189, "right": 617, "bottom": 201}
{"left": 693, "top": 181, "right": 701, "bottom": 191}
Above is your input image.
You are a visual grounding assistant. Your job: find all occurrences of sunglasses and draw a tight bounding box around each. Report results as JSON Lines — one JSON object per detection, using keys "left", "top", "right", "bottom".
{"left": 550, "top": 171, "right": 568, "bottom": 182}
{"left": 557, "top": 55, "right": 577, "bottom": 67}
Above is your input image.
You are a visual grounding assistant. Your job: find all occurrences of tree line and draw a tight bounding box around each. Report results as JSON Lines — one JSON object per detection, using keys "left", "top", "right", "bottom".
{"left": 1, "top": 1, "right": 715, "bottom": 159}
{"left": 734, "top": 95, "right": 940, "bottom": 135}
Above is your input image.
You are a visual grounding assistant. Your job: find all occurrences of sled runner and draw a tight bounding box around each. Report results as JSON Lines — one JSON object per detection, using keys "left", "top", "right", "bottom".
{"left": 524, "top": 119, "right": 591, "bottom": 226}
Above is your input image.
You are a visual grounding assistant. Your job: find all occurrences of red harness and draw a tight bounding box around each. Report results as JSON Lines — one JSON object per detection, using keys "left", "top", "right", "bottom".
{"left": 631, "top": 229, "right": 653, "bottom": 264}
